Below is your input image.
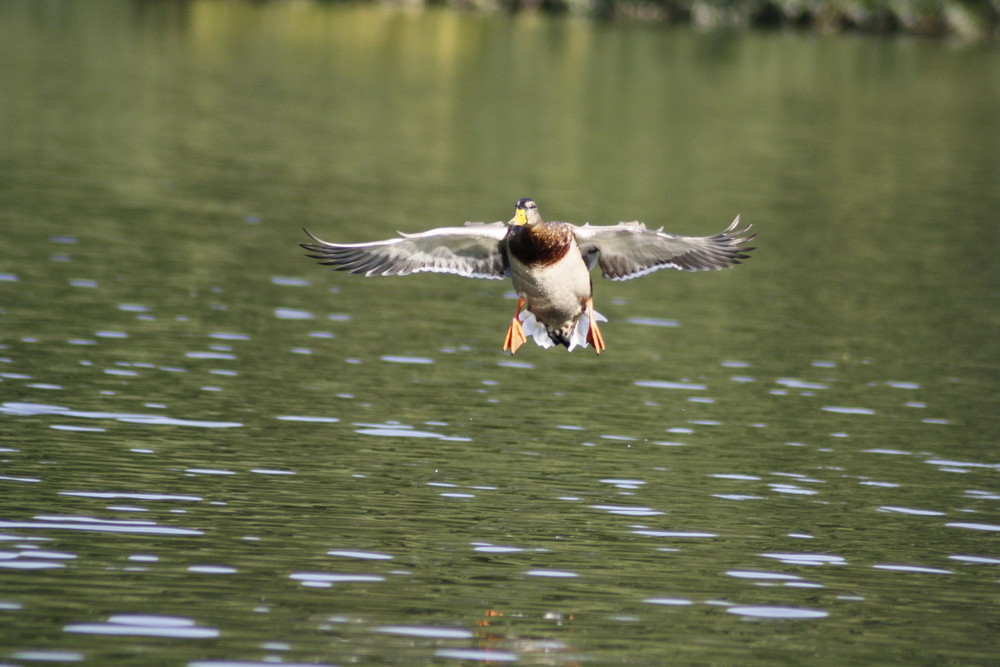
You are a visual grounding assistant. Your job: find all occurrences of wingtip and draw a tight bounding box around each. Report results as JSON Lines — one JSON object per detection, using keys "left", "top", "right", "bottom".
{"left": 302, "top": 227, "right": 326, "bottom": 245}
{"left": 724, "top": 215, "right": 755, "bottom": 240}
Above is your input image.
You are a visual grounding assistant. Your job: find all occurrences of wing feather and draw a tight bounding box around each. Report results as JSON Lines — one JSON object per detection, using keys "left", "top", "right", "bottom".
{"left": 301, "top": 222, "right": 510, "bottom": 280}
{"left": 573, "top": 216, "right": 756, "bottom": 281}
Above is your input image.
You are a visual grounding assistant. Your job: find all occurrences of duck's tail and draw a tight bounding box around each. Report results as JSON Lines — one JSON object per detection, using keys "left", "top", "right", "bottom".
{"left": 519, "top": 309, "right": 607, "bottom": 352}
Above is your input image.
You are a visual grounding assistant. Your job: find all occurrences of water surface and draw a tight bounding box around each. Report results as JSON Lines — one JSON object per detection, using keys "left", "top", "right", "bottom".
{"left": 1, "top": 1, "right": 998, "bottom": 664}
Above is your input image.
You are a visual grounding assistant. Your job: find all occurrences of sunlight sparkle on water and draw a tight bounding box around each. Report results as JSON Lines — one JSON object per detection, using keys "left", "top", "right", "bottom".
{"left": 726, "top": 606, "right": 829, "bottom": 619}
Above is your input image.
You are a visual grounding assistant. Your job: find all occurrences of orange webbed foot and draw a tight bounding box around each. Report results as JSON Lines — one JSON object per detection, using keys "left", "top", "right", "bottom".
{"left": 502, "top": 297, "right": 527, "bottom": 354}
{"left": 504, "top": 318, "right": 527, "bottom": 354}
{"left": 585, "top": 299, "right": 606, "bottom": 355}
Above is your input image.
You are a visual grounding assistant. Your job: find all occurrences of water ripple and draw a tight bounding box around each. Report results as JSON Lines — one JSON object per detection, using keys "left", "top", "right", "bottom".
{"left": 775, "top": 378, "right": 828, "bottom": 390}
{"left": 726, "top": 606, "right": 829, "bottom": 619}
{"left": 354, "top": 422, "right": 470, "bottom": 442}
{"left": 872, "top": 564, "right": 953, "bottom": 574}
{"left": 760, "top": 553, "right": 847, "bottom": 566}
{"left": 1, "top": 402, "right": 242, "bottom": 429}
{"left": 634, "top": 530, "right": 717, "bottom": 538}
{"left": 289, "top": 572, "right": 386, "bottom": 586}
{"left": 946, "top": 522, "right": 1000, "bottom": 532}
{"left": 627, "top": 317, "right": 680, "bottom": 327}
{"left": 472, "top": 544, "right": 526, "bottom": 553}
{"left": 59, "top": 492, "right": 202, "bottom": 502}
{"left": 926, "top": 458, "right": 999, "bottom": 470}
{"left": 377, "top": 625, "right": 472, "bottom": 639}
{"left": 949, "top": 555, "right": 1000, "bottom": 564}
{"left": 65, "top": 614, "right": 219, "bottom": 638}
{"left": 0, "top": 517, "right": 202, "bottom": 536}
{"left": 328, "top": 550, "right": 393, "bottom": 560}
{"left": 435, "top": 648, "right": 518, "bottom": 662}
{"left": 877, "top": 506, "right": 946, "bottom": 516}
{"left": 188, "top": 565, "right": 238, "bottom": 574}
{"left": 271, "top": 276, "right": 311, "bottom": 286}
{"left": 727, "top": 570, "right": 801, "bottom": 581}
{"left": 380, "top": 355, "right": 434, "bottom": 364}
{"left": 821, "top": 406, "right": 876, "bottom": 415}
{"left": 590, "top": 505, "right": 663, "bottom": 517}
{"left": 200, "top": 335, "right": 245, "bottom": 347}
{"left": 276, "top": 415, "right": 339, "bottom": 423}
{"left": 10, "top": 650, "right": 83, "bottom": 662}
{"left": 634, "top": 380, "right": 707, "bottom": 390}
{"left": 185, "top": 351, "right": 236, "bottom": 360}
{"left": 274, "top": 307, "right": 314, "bottom": 320}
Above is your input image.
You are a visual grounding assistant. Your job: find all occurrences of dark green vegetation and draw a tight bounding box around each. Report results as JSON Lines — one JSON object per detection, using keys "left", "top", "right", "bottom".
{"left": 364, "top": 0, "right": 1000, "bottom": 38}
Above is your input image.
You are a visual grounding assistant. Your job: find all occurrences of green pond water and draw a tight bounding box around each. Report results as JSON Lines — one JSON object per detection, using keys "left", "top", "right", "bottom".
{"left": 1, "top": 1, "right": 999, "bottom": 665}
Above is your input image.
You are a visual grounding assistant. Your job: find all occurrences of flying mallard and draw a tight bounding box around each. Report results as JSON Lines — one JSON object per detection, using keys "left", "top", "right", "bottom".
{"left": 301, "top": 198, "right": 755, "bottom": 354}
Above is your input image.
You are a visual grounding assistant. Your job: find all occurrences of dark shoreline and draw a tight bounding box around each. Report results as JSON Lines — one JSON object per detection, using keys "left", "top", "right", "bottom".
{"left": 327, "top": 0, "right": 1000, "bottom": 39}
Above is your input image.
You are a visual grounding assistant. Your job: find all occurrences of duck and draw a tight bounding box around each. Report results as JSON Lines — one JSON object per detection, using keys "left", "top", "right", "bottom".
{"left": 301, "top": 198, "right": 755, "bottom": 355}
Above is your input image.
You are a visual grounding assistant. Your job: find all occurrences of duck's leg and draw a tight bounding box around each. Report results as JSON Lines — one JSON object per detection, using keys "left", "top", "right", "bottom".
{"left": 584, "top": 297, "right": 606, "bottom": 355}
{"left": 503, "top": 297, "right": 528, "bottom": 354}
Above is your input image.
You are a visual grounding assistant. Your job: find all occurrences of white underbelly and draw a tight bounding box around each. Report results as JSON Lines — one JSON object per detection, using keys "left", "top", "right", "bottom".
{"left": 510, "top": 252, "right": 591, "bottom": 323}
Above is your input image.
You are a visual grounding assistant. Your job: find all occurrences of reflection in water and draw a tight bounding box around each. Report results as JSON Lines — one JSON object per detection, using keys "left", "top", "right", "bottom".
{"left": 1, "top": 402, "right": 243, "bottom": 429}
{"left": 328, "top": 549, "right": 393, "bottom": 560}
{"left": 378, "top": 625, "right": 473, "bottom": 638}
{"left": 726, "top": 606, "right": 829, "bottom": 619}
{"left": 354, "top": 422, "right": 471, "bottom": 441}
{"left": 65, "top": 614, "right": 220, "bottom": 638}
{"left": 380, "top": 355, "right": 435, "bottom": 364}
{"left": 290, "top": 573, "right": 386, "bottom": 587}
{"left": 0, "top": 518, "right": 203, "bottom": 537}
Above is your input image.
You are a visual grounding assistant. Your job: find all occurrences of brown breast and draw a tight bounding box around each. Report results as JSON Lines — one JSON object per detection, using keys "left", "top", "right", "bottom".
{"left": 506, "top": 222, "right": 574, "bottom": 268}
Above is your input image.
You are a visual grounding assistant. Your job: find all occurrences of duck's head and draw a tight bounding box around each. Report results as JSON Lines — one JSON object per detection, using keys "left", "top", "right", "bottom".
{"left": 509, "top": 198, "right": 542, "bottom": 227}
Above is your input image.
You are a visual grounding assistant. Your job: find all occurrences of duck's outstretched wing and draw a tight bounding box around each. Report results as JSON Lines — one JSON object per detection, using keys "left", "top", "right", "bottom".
{"left": 301, "top": 222, "right": 510, "bottom": 279}
{"left": 573, "top": 216, "right": 756, "bottom": 281}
